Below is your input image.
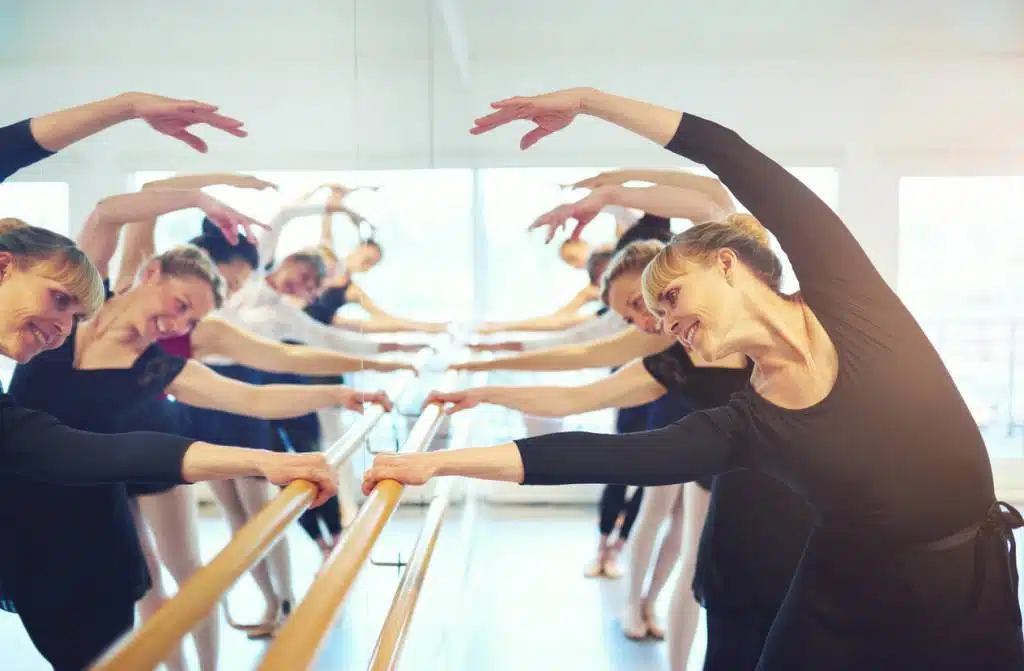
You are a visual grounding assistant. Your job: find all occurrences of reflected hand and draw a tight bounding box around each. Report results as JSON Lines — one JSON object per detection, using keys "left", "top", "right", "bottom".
{"left": 529, "top": 188, "right": 613, "bottom": 243}
{"left": 447, "top": 360, "right": 483, "bottom": 372}
{"left": 196, "top": 193, "right": 269, "bottom": 244}
{"left": 337, "top": 389, "right": 394, "bottom": 412}
{"left": 568, "top": 171, "right": 624, "bottom": 191}
{"left": 382, "top": 361, "right": 420, "bottom": 374}
{"left": 470, "top": 88, "right": 592, "bottom": 149}
{"left": 222, "top": 175, "right": 278, "bottom": 191}
{"left": 425, "top": 389, "right": 485, "bottom": 414}
{"left": 362, "top": 453, "right": 436, "bottom": 495}
{"left": 469, "top": 342, "right": 523, "bottom": 352}
{"left": 259, "top": 452, "right": 339, "bottom": 508}
{"left": 126, "top": 92, "right": 247, "bottom": 153}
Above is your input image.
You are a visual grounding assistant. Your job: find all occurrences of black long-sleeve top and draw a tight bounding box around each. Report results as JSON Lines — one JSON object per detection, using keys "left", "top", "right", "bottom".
{"left": 642, "top": 343, "right": 813, "bottom": 612}
{"left": 0, "top": 282, "right": 196, "bottom": 609}
{"left": 517, "top": 114, "right": 995, "bottom": 546}
{"left": 0, "top": 121, "right": 195, "bottom": 485}
{"left": 0, "top": 119, "right": 54, "bottom": 182}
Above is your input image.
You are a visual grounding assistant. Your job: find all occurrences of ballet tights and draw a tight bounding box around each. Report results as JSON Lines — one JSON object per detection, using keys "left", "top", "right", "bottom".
{"left": 626, "top": 482, "right": 710, "bottom": 671}
{"left": 209, "top": 479, "right": 295, "bottom": 621}
{"left": 667, "top": 483, "right": 711, "bottom": 671}
{"left": 131, "top": 488, "right": 219, "bottom": 671}
{"left": 317, "top": 407, "right": 359, "bottom": 527}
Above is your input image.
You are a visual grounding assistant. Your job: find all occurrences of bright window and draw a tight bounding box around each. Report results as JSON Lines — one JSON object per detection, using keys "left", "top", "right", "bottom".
{"left": 898, "top": 176, "right": 1024, "bottom": 457}
{"left": 133, "top": 170, "right": 474, "bottom": 322}
{"left": 0, "top": 182, "right": 71, "bottom": 236}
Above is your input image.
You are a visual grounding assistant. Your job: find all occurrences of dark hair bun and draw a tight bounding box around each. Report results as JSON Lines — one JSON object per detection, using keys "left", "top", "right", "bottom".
{"left": 190, "top": 217, "right": 259, "bottom": 269}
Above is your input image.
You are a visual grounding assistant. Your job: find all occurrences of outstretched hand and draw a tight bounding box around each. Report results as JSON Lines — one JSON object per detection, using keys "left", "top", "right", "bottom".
{"left": 196, "top": 193, "right": 269, "bottom": 245}
{"left": 566, "top": 171, "right": 624, "bottom": 191}
{"left": 127, "top": 93, "right": 247, "bottom": 153}
{"left": 339, "top": 389, "right": 394, "bottom": 413}
{"left": 424, "top": 389, "right": 484, "bottom": 414}
{"left": 470, "top": 88, "right": 591, "bottom": 149}
{"left": 362, "top": 453, "right": 436, "bottom": 495}
{"left": 259, "top": 453, "right": 339, "bottom": 508}
{"left": 529, "top": 188, "right": 613, "bottom": 243}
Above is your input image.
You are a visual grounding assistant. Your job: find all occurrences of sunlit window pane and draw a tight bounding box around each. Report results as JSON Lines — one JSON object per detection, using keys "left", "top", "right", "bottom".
{"left": 898, "top": 176, "right": 1024, "bottom": 458}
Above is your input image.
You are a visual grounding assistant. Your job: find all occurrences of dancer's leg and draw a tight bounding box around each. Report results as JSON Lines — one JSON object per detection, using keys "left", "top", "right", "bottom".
{"left": 130, "top": 498, "right": 186, "bottom": 671}
{"left": 140, "top": 487, "right": 219, "bottom": 671}
{"left": 209, "top": 480, "right": 280, "bottom": 624}
{"left": 237, "top": 479, "right": 295, "bottom": 608}
{"left": 667, "top": 482, "right": 711, "bottom": 671}
{"left": 317, "top": 407, "right": 359, "bottom": 526}
{"left": 622, "top": 484, "right": 682, "bottom": 639}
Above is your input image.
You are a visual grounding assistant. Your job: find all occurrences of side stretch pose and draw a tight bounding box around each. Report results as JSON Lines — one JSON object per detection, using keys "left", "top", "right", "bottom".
{"left": 365, "top": 88, "right": 1024, "bottom": 670}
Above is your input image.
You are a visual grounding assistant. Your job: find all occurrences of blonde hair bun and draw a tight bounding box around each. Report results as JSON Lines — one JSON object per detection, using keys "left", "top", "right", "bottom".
{"left": 724, "top": 213, "right": 770, "bottom": 248}
{"left": 0, "top": 217, "right": 29, "bottom": 235}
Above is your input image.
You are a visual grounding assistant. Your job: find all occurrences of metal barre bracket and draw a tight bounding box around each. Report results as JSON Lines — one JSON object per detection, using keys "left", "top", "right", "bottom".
{"left": 369, "top": 552, "right": 409, "bottom": 577}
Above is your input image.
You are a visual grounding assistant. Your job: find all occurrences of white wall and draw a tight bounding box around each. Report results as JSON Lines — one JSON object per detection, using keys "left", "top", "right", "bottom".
{"left": 7, "top": 53, "right": 1024, "bottom": 285}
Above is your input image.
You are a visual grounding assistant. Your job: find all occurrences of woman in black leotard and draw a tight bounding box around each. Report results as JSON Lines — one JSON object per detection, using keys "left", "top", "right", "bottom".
{"left": 430, "top": 237, "right": 812, "bottom": 670}
{"left": 0, "top": 189, "right": 394, "bottom": 671}
{"left": 365, "top": 88, "right": 1024, "bottom": 670}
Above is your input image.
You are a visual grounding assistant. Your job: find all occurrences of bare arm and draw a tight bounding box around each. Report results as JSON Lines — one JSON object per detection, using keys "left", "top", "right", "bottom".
{"left": 77, "top": 189, "right": 203, "bottom": 276}
{"left": 331, "top": 314, "right": 445, "bottom": 334}
{"left": 191, "top": 316, "right": 415, "bottom": 374}
{"left": 580, "top": 169, "right": 734, "bottom": 212}
{"left": 343, "top": 284, "right": 449, "bottom": 332}
{"left": 598, "top": 184, "right": 734, "bottom": 223}
{"left": 140, "top": 173, "right": 276, "bottom": 191}
{"left": 433, "top": 359, "right": 666, "bottom": 417}
{"left": 167, "top": 359, "right": 358, "bottom": 419}
{"left": 480, "top": 310, "right": 596, "bottom": 335}
{"left": 454, "top": 328, "right": 673, "bottom": 372}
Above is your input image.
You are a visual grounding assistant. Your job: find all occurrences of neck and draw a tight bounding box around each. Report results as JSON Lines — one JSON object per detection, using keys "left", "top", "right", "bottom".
{"left": 85, "top": 292, "right": 146, "bottom": 346}
{"left": 730, "top": 289, "right": 814, "bottom": 374}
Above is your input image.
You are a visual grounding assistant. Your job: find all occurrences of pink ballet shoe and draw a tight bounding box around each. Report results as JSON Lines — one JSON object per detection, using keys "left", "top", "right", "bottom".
{"left": 643, "top": 602, "right": 665, "bottom": 640}
{"left": 602, "top": 549, "right": 623, "bottom": 579}
{"left": 583, "top": 554, "right": 605, "bottom": 578}
{"left": 621, "top": 605, "right": 649, "bottom": 641}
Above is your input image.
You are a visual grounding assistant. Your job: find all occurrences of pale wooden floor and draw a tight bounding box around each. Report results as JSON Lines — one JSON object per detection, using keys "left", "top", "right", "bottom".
{"left": 0, "top": 504, "right": 697, "bottom": 671}
{"left": 2, "top": 501, "right": 1023, "bottom": 671}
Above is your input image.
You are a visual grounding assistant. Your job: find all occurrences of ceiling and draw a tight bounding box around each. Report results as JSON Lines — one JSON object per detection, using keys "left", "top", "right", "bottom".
{"left": 0, "top": 0, "right": 1019, "bottom": 67}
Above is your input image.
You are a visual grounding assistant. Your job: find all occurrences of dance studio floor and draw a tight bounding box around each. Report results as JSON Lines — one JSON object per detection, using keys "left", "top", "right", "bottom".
{"left": 2, "top": 503, "right": 1022, "bottom": 671}
{"left": 0, "top": 504, "right": 703, "bottom": 671}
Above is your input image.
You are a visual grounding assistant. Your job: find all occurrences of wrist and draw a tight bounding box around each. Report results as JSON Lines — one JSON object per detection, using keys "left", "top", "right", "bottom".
{"left": 577, "top": 87, "right": 608, "bottom": 116}
{"left": 113, "top": 92, "right": 143, "bottom": 122}
{"left": 596, "top": 185, "right": 624, "bottom": 207}
{"left": 421, "top": 451, "right": 445, "bottom": 478}
{"left": 332, "top": 386, "right": 352, "bottom": 406}
{"left": 247, "top": 448, "right": 276, "bottom": 478}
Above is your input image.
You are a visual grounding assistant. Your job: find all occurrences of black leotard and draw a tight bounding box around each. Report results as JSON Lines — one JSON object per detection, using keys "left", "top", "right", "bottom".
{"left": 642, "top": 343, "right": 813, "bottom": 669}
{"left": 516, "top": 114, "right": 1023, "bottom": 670}
{"left": 0, "top": 119, "right": 53, "bottom": 182}
{"left": 0, "top": 283, "right": 191, "bottom": 669}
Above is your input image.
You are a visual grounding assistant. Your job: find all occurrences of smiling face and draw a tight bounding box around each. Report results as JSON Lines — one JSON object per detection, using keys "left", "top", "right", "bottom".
{"left": 345, "top": 243, "right": 381, "bottom": 274}
{"left": 0, "top": 256, "right": 90, "bottom": 362}
{"left": 130, "top": 265, "right": 219, "bottom": 341}
{"left": 645, "top": 249, "right": 744, "bottom": 359}
{"left": 605, "top": 271, "right": 661, "bottom": 335}
{"left": 268, "top": 258, "right": 322, "bottom": 303}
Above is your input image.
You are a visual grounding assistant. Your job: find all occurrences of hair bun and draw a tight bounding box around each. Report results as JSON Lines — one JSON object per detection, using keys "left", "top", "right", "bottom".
{"left": 199, "top": 217, "right": 224, "bottom": 239}
{"left": 724, "top": 213, "right": 770, "bottom": 248}
{"left": 0, "top": 217, "right": 29, "bottom": 235}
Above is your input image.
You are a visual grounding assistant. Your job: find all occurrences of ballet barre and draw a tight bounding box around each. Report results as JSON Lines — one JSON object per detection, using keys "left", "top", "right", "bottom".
{"left": 257, "top": 368, "right": 462, "bottom": 671}
{"left": 89, "top": 350, "right": 430, "bottom": 671}
{"left": 367, "top": 370, "right": 486, "bottom": 670}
